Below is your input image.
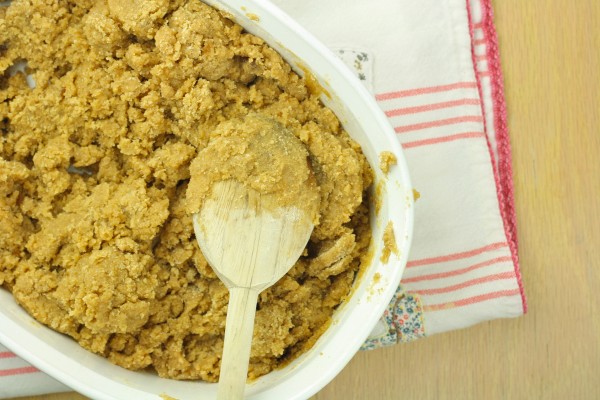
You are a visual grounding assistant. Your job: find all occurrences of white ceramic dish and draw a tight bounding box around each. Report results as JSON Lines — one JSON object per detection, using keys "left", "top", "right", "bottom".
{"left": 0, "top": 0, "right": 413, "bottom": 399}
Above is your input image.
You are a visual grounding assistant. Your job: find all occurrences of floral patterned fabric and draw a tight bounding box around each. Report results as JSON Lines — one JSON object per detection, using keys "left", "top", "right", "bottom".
{"left": 361, "top": 286, "right": 426, "bottom": 350}
{"left": 334, "top": 48, "right": 374, "bottom": 92}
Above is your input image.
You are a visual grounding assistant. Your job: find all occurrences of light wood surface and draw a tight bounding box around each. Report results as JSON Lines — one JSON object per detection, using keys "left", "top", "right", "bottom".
{"left": 9, "top": 0, "right": 600, "bottom": 399}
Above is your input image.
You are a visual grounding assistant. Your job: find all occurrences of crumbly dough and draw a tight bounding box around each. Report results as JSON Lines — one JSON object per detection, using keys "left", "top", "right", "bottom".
{"left": 380, "top": 222, "right": 399, "bottom": 264}
{"left": 0, "top": 0, "right": 373, "bottom": 381}
{"left": 186, "top": 113, "right": 320, "bottom": 222}
{"left": 413, "top": 188, "right": 421, "bottom": 201}
{"left": 379, "top": 151, "right": 397, "bottom": 174}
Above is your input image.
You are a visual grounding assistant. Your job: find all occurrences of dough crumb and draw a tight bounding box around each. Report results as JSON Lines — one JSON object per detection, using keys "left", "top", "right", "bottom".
{"left": 246, "top": 12, "right": 260, "bottom": 22}
{"left": 379, "top": 151, "right": 397, "bottom": 174}
{"left": 413, "top": 188, "right": 421, "bottom": 201}
{"left": 380, "top": 222, "right": 399, "bottom": 264}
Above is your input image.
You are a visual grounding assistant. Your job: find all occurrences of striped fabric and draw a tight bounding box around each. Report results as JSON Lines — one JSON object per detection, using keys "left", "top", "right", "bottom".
{"left": 0, "top": 345, "right": 67, "bottom": 396}
{"left": 0, "top": 0, "right": 526, "bottom": 396}
{"left": 0, "top": 351, "right": 38, "bottom": 377}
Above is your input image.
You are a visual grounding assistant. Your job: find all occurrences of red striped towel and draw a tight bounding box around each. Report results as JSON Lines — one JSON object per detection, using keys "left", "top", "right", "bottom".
{"left": 0, "top": 0, "right": 526, "bottom": 397}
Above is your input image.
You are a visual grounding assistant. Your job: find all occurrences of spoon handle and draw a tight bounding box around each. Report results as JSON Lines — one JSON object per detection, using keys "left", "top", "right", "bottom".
{"left": 217, "top": 287, "right": 260, "bottom": 400}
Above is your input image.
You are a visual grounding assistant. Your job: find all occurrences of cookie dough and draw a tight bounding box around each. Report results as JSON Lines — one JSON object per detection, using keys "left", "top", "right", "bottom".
{"left": 186, "top": 113, "right": 320, "bottom": 222}
{"left": 380, "top": 222, "right": 399, "bottom": 264}
{"left": 379, "top": 151, "right": 397, "bottom": 174}
{"left": 0, "top": 0, "right": 373, "bottom": 381}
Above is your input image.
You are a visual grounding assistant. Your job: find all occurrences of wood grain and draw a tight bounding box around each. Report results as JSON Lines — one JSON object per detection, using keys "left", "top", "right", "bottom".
{"left": 8, "top": 0, "right": 600, "bottom": 399}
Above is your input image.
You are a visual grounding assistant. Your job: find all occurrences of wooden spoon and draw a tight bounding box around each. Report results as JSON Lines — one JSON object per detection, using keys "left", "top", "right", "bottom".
{"left": 192, "top": 120, "right": 318, "bottom": 399}
{"left": 193, "top": 181, "right": 314, "bottom": 399}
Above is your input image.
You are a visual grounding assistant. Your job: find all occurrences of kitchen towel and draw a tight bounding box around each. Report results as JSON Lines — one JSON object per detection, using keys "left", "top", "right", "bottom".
{"left": 0, "top": 0, "right": 526, "bottom": 397}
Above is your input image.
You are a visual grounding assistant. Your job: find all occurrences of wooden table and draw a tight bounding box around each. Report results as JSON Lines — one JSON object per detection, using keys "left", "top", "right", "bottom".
{"left": 9, "top": 0, "right": 600, "bottom": 399}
